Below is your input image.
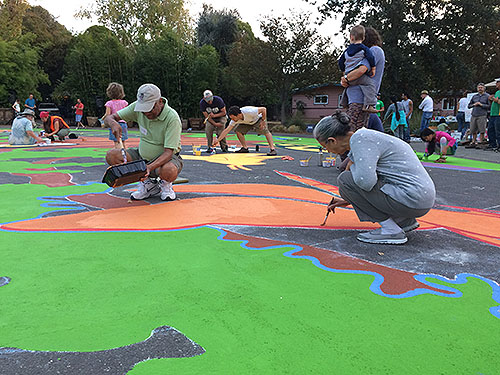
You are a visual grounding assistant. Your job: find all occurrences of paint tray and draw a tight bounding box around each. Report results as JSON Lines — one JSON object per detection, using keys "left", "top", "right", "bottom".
{"left": 102, "top": 159, "right": 147, "bottom": 188}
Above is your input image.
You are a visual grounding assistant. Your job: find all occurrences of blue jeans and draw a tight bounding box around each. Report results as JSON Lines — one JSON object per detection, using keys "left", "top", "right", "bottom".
{"left": 456, "top": 112, "right": 469, "bottom": 138}
{"left": 488, "top": 116, "right": 500, "bottom": 148}
{"left": 420, "top": 111, "right": 433, "bottom": 133}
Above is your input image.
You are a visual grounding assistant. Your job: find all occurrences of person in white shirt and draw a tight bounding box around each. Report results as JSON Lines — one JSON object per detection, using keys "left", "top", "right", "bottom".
{"left": 418, "top": 90, "right": 434, "bottom": 133}
{"left": 456, "top": 91, "right": 471, "bottom": 140}
{"left": 213, "top": 105, "right": 277, "bottom": 156}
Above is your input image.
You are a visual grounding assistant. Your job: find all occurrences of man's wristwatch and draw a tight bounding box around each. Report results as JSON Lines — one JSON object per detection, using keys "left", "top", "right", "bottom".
{"left": 343, "top": 74, "right": 350, "bottom": 84}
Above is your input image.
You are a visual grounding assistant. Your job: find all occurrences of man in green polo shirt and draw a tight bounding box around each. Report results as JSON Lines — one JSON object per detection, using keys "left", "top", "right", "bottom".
{"left": 105, "top": 83, "right": 183, "bottom": 201}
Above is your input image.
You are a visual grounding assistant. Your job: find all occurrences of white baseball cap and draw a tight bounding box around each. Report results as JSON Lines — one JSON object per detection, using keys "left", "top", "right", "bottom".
{"left": 203, "top": 90, "right": 213, "bottom": 102}
{"left": 135, "top": 84, "right": 161, "bottom": 112}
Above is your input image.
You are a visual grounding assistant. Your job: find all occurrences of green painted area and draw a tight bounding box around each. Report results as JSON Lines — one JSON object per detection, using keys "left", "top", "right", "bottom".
{"left": 0, "top": 147, "right": 106, "bottom": 175}
{"left": 415, "top": 152, "right": 500, "bottom": 170}
{"left": 0, "top": 183, "right": 108, "bottom": 223}
{"left": 0, "top": 228, "right": 498, "bottom": 374}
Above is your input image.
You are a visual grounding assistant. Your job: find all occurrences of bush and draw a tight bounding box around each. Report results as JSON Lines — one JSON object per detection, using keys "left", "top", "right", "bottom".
{"left": 287, "top": 125, "right": 301, "bottom": 133}
{"left": 271, "top": 124, "right": 287, "bottom": 133}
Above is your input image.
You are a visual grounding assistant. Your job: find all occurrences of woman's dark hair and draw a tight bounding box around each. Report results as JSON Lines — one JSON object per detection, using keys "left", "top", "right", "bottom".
{"left": 364, "top": 27, "right": 382, "bottom": 48}
{"left": 313, "top": 110, "right": 351, "bottom": 143}
{"left": 390, "top": 96, "right": 401, "bottom": 122}
{"left": 420, "top": 127, "right": 436, "bottom": 154}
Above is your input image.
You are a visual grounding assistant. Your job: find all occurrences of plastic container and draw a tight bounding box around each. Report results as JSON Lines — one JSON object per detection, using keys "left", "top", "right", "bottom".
{"left": 322, "top": 160, "right": 332, "bottom": 168}
{"left": 299, "top": 160, "right": 309, "bottom": 167}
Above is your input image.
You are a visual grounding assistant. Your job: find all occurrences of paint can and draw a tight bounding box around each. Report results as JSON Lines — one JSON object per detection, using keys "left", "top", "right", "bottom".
{"left": 299, "top": 160, "right": 309, "bottom": 167}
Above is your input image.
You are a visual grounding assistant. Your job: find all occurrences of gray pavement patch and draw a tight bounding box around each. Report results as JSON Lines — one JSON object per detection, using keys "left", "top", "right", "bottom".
{"left": 0, "top": 326, "right": 205, "bottom": 375}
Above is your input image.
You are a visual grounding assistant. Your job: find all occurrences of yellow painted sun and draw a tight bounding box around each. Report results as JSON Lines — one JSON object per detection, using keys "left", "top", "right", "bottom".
{"left": 182, "top": 153, "right": 281, "bottom": 170}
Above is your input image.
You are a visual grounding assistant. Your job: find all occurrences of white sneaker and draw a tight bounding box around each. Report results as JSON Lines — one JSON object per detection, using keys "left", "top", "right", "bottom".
{"left": 131, "top": 178, "right": 160, "bottom": 200}
{"left": 159, "top": 180, "right": 176, "bottom": 201}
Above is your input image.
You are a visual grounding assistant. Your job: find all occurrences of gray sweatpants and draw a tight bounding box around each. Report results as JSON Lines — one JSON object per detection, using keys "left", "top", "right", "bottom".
{"left": 205, "top": 117, "right": 228, "bottom": 150}
{"left": 340, "top": 74, "right": 377, "bottom": 108}
{"left": 337, "top": 171, "right": 430, "bottom": 223}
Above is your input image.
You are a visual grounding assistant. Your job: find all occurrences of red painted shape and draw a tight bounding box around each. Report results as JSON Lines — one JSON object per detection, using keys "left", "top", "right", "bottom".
{"left": 12, "top": 172, "right": 74, "bottom": 187}
{"left": 221, "top": 230, "right": 453, "bottom": 296}
{"left": 68, "top": 193, "right": 150, "bottom": 209}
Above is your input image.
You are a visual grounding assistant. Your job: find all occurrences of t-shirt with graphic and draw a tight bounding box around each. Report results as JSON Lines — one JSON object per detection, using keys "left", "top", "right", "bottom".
{"left": 490, "top": 90, "right": 500, "bottom": 117}
{"left": 9, "top": 116, "right": 36, "bottom": 145}
{"left": 228, "top": 106, "right": 261, "bottom": 127}
{"left": 105, "top": 99, "right": 129, "bottom": 124}
{"left": 199, "top": 96, "right": 225, "bottom": 114}
{"left": 75, "top": 102, "right": 84, "bottom": 115}
{"left": 117, "top": 97, "right": 182, "bottom": 159}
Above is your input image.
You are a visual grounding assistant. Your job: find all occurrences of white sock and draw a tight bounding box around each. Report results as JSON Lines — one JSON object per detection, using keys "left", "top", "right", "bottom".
{"left": 379, "top": 218, "right": 402, "bottom": 235}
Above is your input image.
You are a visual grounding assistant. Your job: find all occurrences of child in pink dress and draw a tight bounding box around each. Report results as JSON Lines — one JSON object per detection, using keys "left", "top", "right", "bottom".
{"left": 102, "top": 82, "right": 128, "bottom": 148}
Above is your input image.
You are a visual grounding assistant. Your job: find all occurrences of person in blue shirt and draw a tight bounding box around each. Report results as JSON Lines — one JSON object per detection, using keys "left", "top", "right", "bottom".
{"left": 24, "top": 94, "right": 36, "bottom": 112}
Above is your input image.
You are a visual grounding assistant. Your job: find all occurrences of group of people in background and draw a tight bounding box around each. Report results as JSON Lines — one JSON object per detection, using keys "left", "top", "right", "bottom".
{"left": 8, "top": 94, "right": 85, "bottom": 145}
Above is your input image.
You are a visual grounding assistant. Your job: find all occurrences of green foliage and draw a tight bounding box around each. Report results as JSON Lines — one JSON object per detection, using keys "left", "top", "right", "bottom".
{"left": 313, "top": 0, "right": 500, "bottom": 97}
{"left": 0, "top": 33, "right": 48, "bottom": 105}
{"left": 0, "top": 0, "right": 29, "bottom": 40}
{"left": 22, "top": 6, "right": 73, "bottom": 100}
{"left": 133, "top": 32, "right": 219, "bottom": 118}
{"left": 55, "top": 26, "right": 131, "bottom": 115}
{"left": 223, "top": 37, "right": 279, "bottom": 107}
{"left": 260, "top": 12, "right": 333, "bottom": 121}
{"left": 197, "top": 5, "right": 240, "bottom": 66}
{"left": 76, "top": 0, "right": 193, "bottom": 48}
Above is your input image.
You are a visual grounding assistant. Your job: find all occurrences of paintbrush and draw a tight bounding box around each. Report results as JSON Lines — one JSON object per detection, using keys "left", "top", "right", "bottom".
{"left": 320, "top": 210, "right": 330, "bottom": 226}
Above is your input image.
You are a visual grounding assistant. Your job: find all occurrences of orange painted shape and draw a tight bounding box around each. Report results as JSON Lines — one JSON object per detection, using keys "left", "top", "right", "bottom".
{"left": 1, "top": 196, "right": 376, "bottom": 232}
{"left": 174, "top": 184, "right": 333, "bottom": 204}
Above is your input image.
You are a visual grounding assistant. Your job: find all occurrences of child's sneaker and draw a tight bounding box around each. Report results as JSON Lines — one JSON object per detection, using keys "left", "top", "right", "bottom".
{"left": 159, "top": 180, "right": 176, "bottom": 201}
{"left": 131, "top": 178, "right": 160, "bottom": 200}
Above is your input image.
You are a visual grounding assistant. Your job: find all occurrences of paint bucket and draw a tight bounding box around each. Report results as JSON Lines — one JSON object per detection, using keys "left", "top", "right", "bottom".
{"left": 193, "top": 146, "right": 201, "bottom": 156}
{"left": 325, "top": 157, "right": 335, "bottom": 166}
{"left": 42, "top": 138, "right": 51, "bottom": 144}
{"left": 322, "top": 159, "right": 332, "bottom": 168}
{"left": 299, "top": 159, "right": 309, "bottom": 167}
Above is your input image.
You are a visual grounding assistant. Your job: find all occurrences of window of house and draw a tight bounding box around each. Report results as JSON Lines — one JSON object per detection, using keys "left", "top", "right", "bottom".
{"left": 314, "top": 95, "right": 328, "bottom": 105}
{"left": 442, "top": 98, "right": 455, "bottom": 110}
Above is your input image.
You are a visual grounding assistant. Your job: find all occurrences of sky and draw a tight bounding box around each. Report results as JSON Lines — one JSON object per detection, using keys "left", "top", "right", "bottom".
{"left": 27, "top": 0, "right": 344, "bottom": 46}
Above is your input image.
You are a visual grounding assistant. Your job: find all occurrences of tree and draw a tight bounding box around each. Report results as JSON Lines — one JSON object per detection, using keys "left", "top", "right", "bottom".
{"left": 0, "top": 34, "right": 49, "bottom": 105}
{"left": 22, "top": 6, "right": 73, "bottom": 100}
{"left": 56, "top": 26, "right": 131, "bottom": 115}
{"left": 260, "top": 11, "right": 333, "bottom": 121}
{"left": 197, "top": 5, "right": 240, "bottom": 66}
{"left": 223, "top": 37, "right": 280, "bottom": 108}
{"left": 0, "top": 0, "right": 29, "bottom": 40}
{"left": 133, "top": 31, "right": 219, "bottom": 118}
{"left": 76, "top": 0, "right": 193, "bottom": 48}
{"left": 312, "top": 0, "right": 500, "bottom": 97}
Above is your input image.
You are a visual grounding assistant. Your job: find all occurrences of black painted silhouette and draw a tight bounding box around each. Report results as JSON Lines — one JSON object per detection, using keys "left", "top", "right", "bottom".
{"left": 0, "top": 326, "right": 205, "bottom": 374}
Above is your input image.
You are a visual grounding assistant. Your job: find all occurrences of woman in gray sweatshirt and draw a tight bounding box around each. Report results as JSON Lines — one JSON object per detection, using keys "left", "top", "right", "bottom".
{"left": 314, "top": 111, "right": 436, "bottom": 244}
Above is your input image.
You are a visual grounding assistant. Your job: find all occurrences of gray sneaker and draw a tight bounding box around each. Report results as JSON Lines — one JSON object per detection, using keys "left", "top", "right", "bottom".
{"left": 131, "top": 178, "right": 160, "bottom": 200}
{"left": 395, "top": 218, "right": 420, "bottom": 232}
{"left": 357, "top": 228, "right": 408, "bottom": 244}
